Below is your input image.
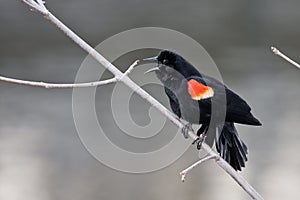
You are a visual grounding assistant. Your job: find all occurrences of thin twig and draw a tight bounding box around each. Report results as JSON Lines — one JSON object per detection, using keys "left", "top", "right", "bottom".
{"left": 0, "top": 76, "right": 116, "bottom": 88}
{"left": 0, "top": 60, "right": 140, "bottom": 88}
{"left": 271, "top": 46, "right": 300, "bottom": 69}
{"left": 18, "top": 1, "right": 263, "bottom": 199}
{"left": 180, "top": 155, "right": 216, "bottom": 182}
{"left": 123, "top": 60, "right": 140, "bottom": 76}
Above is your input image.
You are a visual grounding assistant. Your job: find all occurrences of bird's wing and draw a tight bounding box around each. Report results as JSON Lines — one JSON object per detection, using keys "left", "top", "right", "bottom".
{"left": 186, "top": 78, "right": 214, "bottom": 100}
{"left": 187, "top": 75, "right": 252, "bottom": 115}
{"left": 164, "top": 87, "right": 182, "bottom": 118}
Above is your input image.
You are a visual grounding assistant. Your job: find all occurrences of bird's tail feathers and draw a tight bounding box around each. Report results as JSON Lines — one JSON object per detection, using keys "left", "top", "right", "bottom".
{"left": 216, "top": 122, "right": 248, "bottom": 171}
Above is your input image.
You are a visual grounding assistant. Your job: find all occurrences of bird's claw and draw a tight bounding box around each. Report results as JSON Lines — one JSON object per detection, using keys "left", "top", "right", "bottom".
{"left": 192, "top": 134, "right": 206, "bottom": 150}
{"left": 181, "top": 123, "right": 193, "bottom": 139}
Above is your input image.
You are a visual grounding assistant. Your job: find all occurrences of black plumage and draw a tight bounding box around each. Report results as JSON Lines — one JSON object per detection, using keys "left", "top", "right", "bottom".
{"left": 144, "top": 50, "right": 261, "bottom": 171}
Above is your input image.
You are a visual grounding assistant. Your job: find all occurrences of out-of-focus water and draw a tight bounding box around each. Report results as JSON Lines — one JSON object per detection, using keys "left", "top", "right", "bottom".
{"left": 0, "top": 0, "right": 300, "bottom": 200}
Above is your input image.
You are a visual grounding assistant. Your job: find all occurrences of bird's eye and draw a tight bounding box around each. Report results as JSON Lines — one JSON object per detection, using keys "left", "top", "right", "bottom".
{"left": 162, "top": 59, "right": 169, "bottom": 65}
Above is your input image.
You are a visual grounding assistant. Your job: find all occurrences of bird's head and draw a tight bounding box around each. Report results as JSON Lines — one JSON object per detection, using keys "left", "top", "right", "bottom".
{"left": 143, "top": 50, "right": 178, "bottom": 70}
{"left": 143, "top": 50, "right": 185, "bottom": 88}
{"left": 156, "top": 50, "right": 178, "bottom": 68}
{"left": 143, "top": 50, "right": 201, "bottom": 79}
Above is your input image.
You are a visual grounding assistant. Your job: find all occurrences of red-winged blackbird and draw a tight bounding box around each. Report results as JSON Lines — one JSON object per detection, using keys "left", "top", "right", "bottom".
{"left": 143, "top": 50, "right": 262, "bottom": 171}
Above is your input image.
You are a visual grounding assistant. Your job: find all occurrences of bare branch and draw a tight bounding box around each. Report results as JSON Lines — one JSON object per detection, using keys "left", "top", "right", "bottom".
{"left": 0, "top": 60, "right": 139, "bottom": 88}
{"left": 180, "top": 155, "right": 216, "bottom": 182}
{"left": 21, "top": 0, "right": 48, "bottom": 15}
{"left": 123, "top": 60, "right": 140, "bottom": 76}
{"left": 0, "top": 76, "right": 116, "bottom": 88}
{"left": 271, "top": 46, "right": 300, "bottom": 69}
{"left": 17, "top": 1, "right": 263, "bottom": 199}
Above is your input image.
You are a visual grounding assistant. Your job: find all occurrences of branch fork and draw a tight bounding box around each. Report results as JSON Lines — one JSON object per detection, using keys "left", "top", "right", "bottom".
{"left": 0, "top": 60, "right": 140, "bottom": 89}
{"left": 180, "top": 155, "right": 217, "bottom": 182}
{"left": 21, "top": 0, "right": 49, "bottom": 16}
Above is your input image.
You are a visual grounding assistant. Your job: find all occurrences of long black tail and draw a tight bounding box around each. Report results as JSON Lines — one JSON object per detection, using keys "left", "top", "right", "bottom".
{"left": 216, "top": 122, "right": 248, "bottom": 171}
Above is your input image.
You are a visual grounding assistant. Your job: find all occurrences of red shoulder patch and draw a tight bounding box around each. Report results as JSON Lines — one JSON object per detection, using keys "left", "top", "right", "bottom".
{"left": 187, "top": 79, "right": 214, "bottom": 100}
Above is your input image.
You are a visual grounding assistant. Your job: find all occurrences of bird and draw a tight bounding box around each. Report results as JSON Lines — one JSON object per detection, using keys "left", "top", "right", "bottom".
{"left": 143, "top": 50, "right": 262, "bottom": 171}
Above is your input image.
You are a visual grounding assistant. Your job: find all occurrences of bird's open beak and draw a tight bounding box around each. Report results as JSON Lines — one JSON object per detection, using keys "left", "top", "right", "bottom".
{"left": 144, "top": 66, "right": 160, "bottom": 74}
{"left": 143, "top": 56, "right": 159, "bottom": 74}
{"left": 142, "top": 56, "right": 158, "bottom": 62}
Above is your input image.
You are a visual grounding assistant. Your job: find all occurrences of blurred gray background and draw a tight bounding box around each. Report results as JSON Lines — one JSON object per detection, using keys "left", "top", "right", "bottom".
{"left": 1, "top": 0, "right": 300, "bottom": 200}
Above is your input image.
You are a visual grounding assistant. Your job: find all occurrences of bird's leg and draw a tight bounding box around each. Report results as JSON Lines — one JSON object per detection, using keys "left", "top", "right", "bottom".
{"left": 192, "top": 134, "right": 207, "bottom": 150}
{"left": 196, "top": 124, "right": 208, "bottom": 136}
{"left": 181, "top": 123, "right": 193, "bottom": 139}
{"left": 192, "top": 124, "right": 209, "bottom": 150}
